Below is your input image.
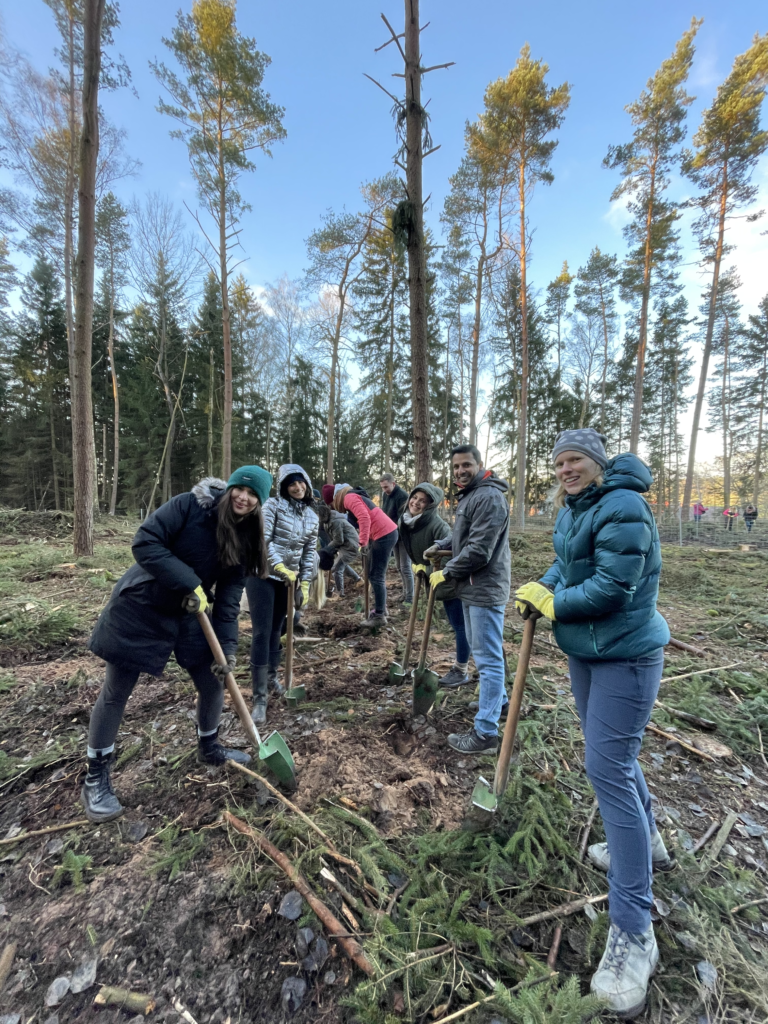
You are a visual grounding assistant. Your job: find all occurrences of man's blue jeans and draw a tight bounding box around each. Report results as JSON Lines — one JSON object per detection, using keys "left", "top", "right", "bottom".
{"left": 443, "top": 597, "right": 471, "bottom": 664}
{"left": 568, "top": 649, "right": 664, "bottom": 935}
{"left": 462, "top": 603, "right": 506, "bottom": 738}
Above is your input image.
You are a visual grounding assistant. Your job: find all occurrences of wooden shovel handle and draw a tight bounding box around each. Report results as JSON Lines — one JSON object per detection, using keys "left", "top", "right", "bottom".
{"left": 493, "top": 613, "right": 538, "bottom": 798}
{"left": 416, "top": 584, "right": 438, "bottom": 671}
{"left": 402, "top": 574, "right": 423, "bottom": 669}
{"left": 285, "top": 579, "right": 295, "bottom": 690}
{"left": 197, "top": 611, "right": 262, "bottom": 749}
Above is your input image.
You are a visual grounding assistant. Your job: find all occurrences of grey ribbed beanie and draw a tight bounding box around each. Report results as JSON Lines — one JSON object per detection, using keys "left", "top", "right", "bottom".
{"left": 551, "top": 429, "right": 608, "bottom": 469}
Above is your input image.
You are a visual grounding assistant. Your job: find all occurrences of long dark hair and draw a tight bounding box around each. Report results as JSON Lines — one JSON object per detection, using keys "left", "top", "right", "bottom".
{"left": 280, "top": 474, "right": 313, "bottom": 505}
{"left": 216, "top": 490, "right": 268, "bottom": 577}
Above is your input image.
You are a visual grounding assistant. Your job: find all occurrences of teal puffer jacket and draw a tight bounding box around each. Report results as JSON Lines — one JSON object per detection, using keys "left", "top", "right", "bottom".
{"left": 539, "top": 454, "right": 670, "bottom": 661}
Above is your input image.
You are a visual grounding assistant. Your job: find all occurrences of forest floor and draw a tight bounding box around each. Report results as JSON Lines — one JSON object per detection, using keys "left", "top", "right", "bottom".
{"left": 1, "top": 514, "right": 768, "bottom": 1024}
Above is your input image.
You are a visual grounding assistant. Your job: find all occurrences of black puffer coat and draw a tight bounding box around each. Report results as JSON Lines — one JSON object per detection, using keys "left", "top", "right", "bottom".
{"left": 88, "top": 478, "right": 246, "bottom": 675}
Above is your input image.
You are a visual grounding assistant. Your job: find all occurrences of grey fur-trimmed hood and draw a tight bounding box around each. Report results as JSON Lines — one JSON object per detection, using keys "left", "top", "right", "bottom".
{"left": 192, "top": 477, "right": 228, "bottom": 509}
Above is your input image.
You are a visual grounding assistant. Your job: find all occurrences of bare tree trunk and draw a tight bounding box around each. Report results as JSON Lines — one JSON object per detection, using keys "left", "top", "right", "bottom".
{"left": 629, "top": 171, "right": 656, "bottom": 453}
{"left": 469, "top": 254, "right": 485, "bottom": 447}
{"left": 682, "top": 173, "right": 728, "bottom": 520}
{"left": 722, "top": 311, "right": 731, "bottom": 509}
{"left": 598, "top": 287, "right": 610, "bottom": 434}
{"left": 384, "top": 256, "right": 396, "bottom": 472}
{"left": 207, "top": 347, "right": 214, "bottom": 476}
{"left": 513, "top": 169, "right": 529, "bottom": 531}
{"left": 101, "top": 421, "right": 107, "bottom": 506}
{"left": 326, "top": 294, "right": 346, "bottom": 484}
{"left": 49, "top": 396, "right": 60, "bottom": 511}
{"left": 404, "top": 0, "right": 431, "bottom": 484}
{"left": 218, "top": 140, "right": 232, "bottom": 479}
{"left": 753, "top": 347, "right": 767, "bottom": 506}
{"left": 64, "top": 11, "right": 77, "bottom": 392}
{"left": 71, "top": 0, "right": 104, "bottom": 556}
{"left": 108, "top": 282, "right": 120, "bottom": 515}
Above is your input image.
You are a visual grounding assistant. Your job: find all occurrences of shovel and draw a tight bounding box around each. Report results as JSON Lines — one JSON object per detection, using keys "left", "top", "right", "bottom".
{"left": 283, "top": 580, "right": 306, "bottom": 706}
{"left": 467, "top": 610, "right": 539, "bottom": 824}
{"left": 389, "top": 573, "right": 423, "bottom": 683}
{"left": 411, "top": 582, "right": 440, "bottom": 716}
{"left": 197, "top": 611, "right": 297, "bottom": 790}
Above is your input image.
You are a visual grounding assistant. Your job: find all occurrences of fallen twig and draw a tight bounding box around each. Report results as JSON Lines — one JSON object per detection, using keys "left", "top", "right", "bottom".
{"left": 645, "top": 723, "right": 715, "bottom": 761}
{"left": 94, "top": 986, "right": 156, "bottom": 1014}
{"left": 520, "top": 894, "right": 607, "bottom": 927}
{"left": 757, "top": 726, "right": 768, "bottom": 773}
{"left": 549, "top": 801, "right": 599, "bottom": 967}
{"left": 700, "top": 811, "right": 739, "bottom": 874}
{"left": 654, "top": 701, "right": 717, "bottom": 732}
{"left": 432, "top": 972, "right": 557, "bottom": 1024}
{"left": 173, "top": 1000, "right": 199, "bottom": 1024}
{"left": 668, "top": 637, "right": 708, "bottom": 658}
{"left": 691, "top": 820, "right": 721, "bottom": 855}
{"left": 223, "top": 810, "right": 375, "bottom": 976}
{"left": 731, "top": 896, "right": 768, "bottom": 914}
{"left": 227, "top": 760, "right": 367, "bottom": 880}
{"left": 320, "top": 864, "right": 374, "bottom": 918}
{"left": 660, "top": 662, "right": 745, "bottom": 685}
{"left": 0, "top": 941, "right": 18, "bottom": 993}
{"left": 386, "top": 879, "right": 409, "bottom": 916}
{"left": 0, "top": 819, "right": 90, "bottom": 846}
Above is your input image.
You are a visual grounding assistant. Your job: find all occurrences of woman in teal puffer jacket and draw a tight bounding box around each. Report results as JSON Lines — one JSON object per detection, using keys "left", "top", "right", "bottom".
{"left": 515, "top": 430, "right": 671, "bottom": 1021}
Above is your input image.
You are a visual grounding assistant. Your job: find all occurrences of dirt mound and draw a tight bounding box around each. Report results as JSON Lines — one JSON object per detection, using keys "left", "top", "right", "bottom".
{"left": 295, "top": 725, "right": 469, "bottom": 833}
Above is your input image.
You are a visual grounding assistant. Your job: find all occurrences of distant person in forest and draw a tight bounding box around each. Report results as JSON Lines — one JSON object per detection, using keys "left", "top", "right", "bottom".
{"left": 246, "top": 464, "right": 319, "bottom": 725}
{"left": 514, "top": 429, "right": 672, "bottom": 1018}
{"left": 744, "top": 504, "right": 758, "bottom": 533}
{"left": 426, "top": 445, "right": 511, "bottom": 752}
{"left": 398, "top": 482, "right": 471, "bottom": 688}
{"left": 380, "top": 473, "right": 414, "bottom": 606}
{"left": 723, "top": 506, "right": 739, "bottom": 531}
{"left": 316, "top": 502, "right": 360, "bottom": 597}
{"left": 84, "top": 467, "right": 272, "bottom": 823}
{"left": 691, "top": 500, "right": 707, "bottom": 523}
{"left": 334, "top": 484, "right": 398, "bottom": 626}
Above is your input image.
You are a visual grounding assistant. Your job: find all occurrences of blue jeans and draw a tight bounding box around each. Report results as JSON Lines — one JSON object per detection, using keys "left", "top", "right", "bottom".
{"left": 443, "top": 597, "right": 471, "bottom": 664}
{"left": 463, "top": 603, "right": 506, "bottom": 738}
{"left": 568, "top": 650, "right": 664, "bottom": 934}
{"left": 368, "top": 529, "right": 398, "bottom": 614}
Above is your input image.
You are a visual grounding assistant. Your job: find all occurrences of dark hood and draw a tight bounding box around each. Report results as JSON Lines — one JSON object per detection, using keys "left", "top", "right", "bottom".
{"left": 407, "top": 482, "right": 445, "bottom": 507}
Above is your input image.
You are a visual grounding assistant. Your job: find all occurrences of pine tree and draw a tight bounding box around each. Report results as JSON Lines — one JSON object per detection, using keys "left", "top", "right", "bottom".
{"left": 604, "top": 18, "right": 700, "bottom": 453}
{"left": 705, "top": 271, "right": 743, "bottom": 509}
{"left": 543, "top": 261, "right": 573, "bottom": 416}
{"left": 573, "top": 248, "right": 619, "bottom": 433}
{"left": 741, "top": 295, "right": 768, "bottom": 505}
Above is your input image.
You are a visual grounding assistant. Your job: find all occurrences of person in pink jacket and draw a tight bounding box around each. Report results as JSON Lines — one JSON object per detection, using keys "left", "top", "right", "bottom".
{"left": 334, "top": 484, "right": 398, "bottom": 624}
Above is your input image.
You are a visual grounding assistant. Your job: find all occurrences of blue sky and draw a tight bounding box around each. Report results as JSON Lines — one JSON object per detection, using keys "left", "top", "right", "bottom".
{"left": 2, "top": 0, "right": 767, "bottom": 462}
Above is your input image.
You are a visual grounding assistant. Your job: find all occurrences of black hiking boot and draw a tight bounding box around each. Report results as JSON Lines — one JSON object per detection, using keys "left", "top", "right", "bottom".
{"left": 80, "top": 752, "right": 124, "bottom": 823}
{"left": 252, "top": 664, "right": 269, "bottom": 725}
{"left": 446, "top": 729, "right": 499, "bottom": 755}
{"left": 197, "top": 729, "right": 251, "bottom": 767}
{"left": 267, "top": 665, "right": 284, "bottom": 697}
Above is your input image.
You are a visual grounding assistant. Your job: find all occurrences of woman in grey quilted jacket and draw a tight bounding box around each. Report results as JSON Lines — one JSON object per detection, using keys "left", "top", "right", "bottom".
{"left": 245, "top": 464, "right": 318, "bottom": 723}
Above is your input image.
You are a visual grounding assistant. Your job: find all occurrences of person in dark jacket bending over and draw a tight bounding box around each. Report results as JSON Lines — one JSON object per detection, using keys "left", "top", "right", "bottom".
{"left": 246, "top": 464, "right": 319, "bottom": 724}
{"left": 515, "top": 430, "right": 672, "bottom": 1019}
{"left": 399, "top": 483, "right": 470, "bottom": 687}
{"left": 84, "top": 466, "right": 272, "bottom": 824}
{"left": 380, "top": 473, "right": 414, "bottom": 605}
{"left": 426, "top": 445, "right": 511, "bottom": 753}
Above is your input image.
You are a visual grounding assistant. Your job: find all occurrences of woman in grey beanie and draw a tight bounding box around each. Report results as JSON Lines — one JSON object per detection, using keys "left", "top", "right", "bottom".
{"left": 515, "top": 434, "right": 671, "bottom": 1019}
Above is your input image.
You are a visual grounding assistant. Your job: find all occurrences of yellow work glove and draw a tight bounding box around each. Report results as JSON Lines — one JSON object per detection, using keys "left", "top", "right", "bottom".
{"left": 274, "top": 561, "right": 297, "bottom": 584}
{"left": 182, "top": 584, "right": 209, "bottom": 614}
{"left": 515, "top": 581, "right": 555, "bottom": 620}
{"left": 411, "top": 563, "right": 429, "bottom": 577}
{"left": 429, "top": 569, "right": 446, "bottom": 589}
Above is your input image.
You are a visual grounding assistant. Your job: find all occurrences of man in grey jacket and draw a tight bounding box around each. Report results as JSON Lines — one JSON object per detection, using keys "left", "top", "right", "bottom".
{"left": 427, "top": 444, "right": 511, "bottom": 753}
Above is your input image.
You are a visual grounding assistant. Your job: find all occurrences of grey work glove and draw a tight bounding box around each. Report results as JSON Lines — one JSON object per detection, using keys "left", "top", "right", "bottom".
{"left": 211, "top": 654, "right": 236, "bottom": 681}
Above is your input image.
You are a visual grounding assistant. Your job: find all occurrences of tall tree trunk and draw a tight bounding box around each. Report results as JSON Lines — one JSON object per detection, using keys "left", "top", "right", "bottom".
{"left": 682, "top": 168, "right": 728, "bottom": 519}
{"left": 513, "top": 168, "right": 529, "bottom": 531}
{"left": 156, "top": 306, "right": 175, "bottom": 504}
{"left": 71, "top": 0, "right": 104, "bottom": 556}
{"left": 442, "top": 335, "right": 450, "bottom": 492}
{"left": 722, "top": 311, "right": 731, "bottom": 509}
{"left": 404, "top": 0, "right": 431, "bottom": 484}
{"left": 49, "top": 396, "right": 60, "bottom": 511}
{"left": 326, "top": 294, "right": 346, "bottom": 484}
{"left": 207, "top": 347, "right": 214, "bottom": 476}
{"left": 469, "top": 253, "right": 485, "bottom": 447}
{"left": 629, "top": 169, "right": 656, "bottom": 453}
{"left": 598, "top": 286, "right": 610, "bottom": 434}
{"left": 384, "top": 256, "right": 396, "bottom": 471}
{"left": 101, "top": 421, "right": 107, "bottom": 505}
{"left": 64, "top": 11, "right": 77, "bottom": 392}
{"left": 219, "top": 146, "right": 232, "bottom": 479}
{"left": 753, "top": 347, "right": 767, "bottom": 506}
{"left": 108, "top": 280, "right": 120, "bottom": 515}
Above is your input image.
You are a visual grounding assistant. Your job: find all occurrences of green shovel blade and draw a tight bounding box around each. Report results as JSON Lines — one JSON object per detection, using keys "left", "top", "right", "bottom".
{"left": 412, "top": 667, "right": 439, "bottom": 716}
{"left": 285, "top": 685, "right": 306, "bottom": 707}
{"left": 388, "top": 662, "right": 406, "bottom": 683}
{"left": 470, "top": 776, "right": 497, "bottom": 813}
{"left": 259, "top": 730, "right": 296, "bottom": 787}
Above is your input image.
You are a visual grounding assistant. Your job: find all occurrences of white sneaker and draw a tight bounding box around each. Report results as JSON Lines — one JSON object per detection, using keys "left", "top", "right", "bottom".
{"left": 588, "top": 830, "right": 676, "bottom": 874}
{"left": 591, "top": 923, "right": 658, "bottom": 1018}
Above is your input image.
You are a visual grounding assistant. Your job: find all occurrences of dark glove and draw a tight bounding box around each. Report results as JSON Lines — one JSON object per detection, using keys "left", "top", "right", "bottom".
{"left": 182, "top": 585, "right": 209, "bottom": 614}
{"left": 211, "top": 654, "right": 236, "bottom": 680}
{"left": 359, "top": 544, "right": 370, "bottom": 557}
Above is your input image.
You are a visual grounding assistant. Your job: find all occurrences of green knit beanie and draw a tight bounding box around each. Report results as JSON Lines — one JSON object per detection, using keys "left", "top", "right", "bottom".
{"left": 226, "top": 465, "right": 272, "bottom": 506}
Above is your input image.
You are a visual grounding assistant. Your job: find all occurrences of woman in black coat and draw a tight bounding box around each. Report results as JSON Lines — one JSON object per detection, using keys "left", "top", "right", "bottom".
{"left": 83, "top": 466, "right": 272, "bottom": 823}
